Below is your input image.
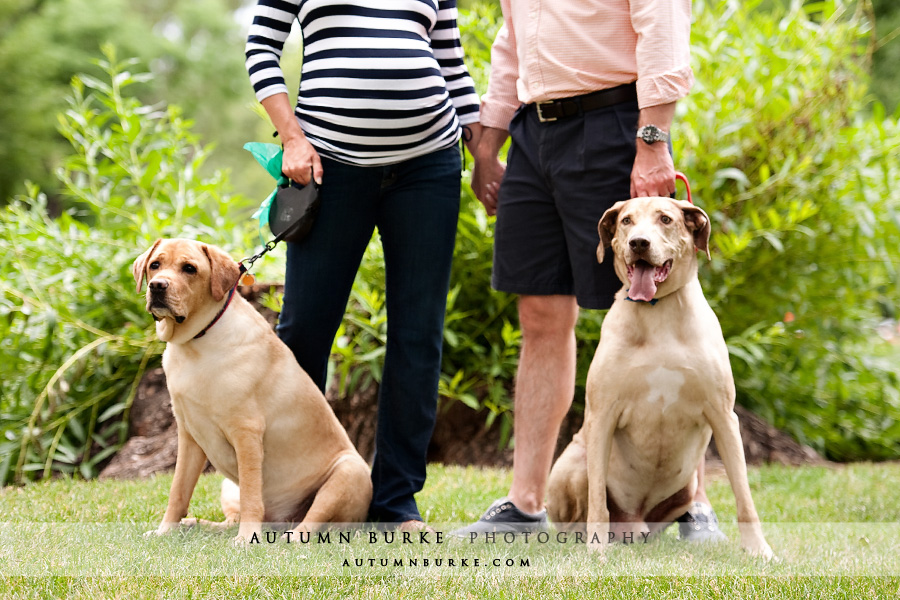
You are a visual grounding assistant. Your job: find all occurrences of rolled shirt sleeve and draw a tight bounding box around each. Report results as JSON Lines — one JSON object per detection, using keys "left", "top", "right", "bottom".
{"left": 630, "top": 0, "right": 695, "bottom": 109}
{"left": 480, "top": 0, "right": 695, "bottom": 117}
{"left": 245, "top": 0, "right": 300, "bottom": 103}
{"left": 479, "top": 21, "right": 521, "bottom": 130}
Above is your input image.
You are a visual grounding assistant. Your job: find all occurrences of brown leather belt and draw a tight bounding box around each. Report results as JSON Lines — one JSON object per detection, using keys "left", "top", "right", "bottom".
{"left": 532, "top": 82, "right": 637, "bottom": 123}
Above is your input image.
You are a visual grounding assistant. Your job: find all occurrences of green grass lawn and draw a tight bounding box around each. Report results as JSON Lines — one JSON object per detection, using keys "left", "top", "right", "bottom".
{"left": 2, "top": 463, "right": 900, "bottom": 598}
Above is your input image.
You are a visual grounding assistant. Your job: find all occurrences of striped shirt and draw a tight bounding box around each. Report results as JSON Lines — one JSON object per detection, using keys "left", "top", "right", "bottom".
{"left": 481, "top": 0, "right": 694, "bottom": 130}
{"left": 246, "top": 0, "right": 480, "bottom": 166}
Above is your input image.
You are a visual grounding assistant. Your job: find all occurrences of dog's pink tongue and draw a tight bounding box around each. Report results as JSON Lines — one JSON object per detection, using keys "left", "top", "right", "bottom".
{"left": 629, "top": 263, "right": 658, "bottom": 302}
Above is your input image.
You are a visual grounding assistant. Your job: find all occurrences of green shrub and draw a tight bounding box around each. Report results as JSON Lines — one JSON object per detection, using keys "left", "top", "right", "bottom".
{"left": 0, "top": 0, "right": 257, "bottom": 204}
{"left": 680, "top": 0, "right": 900, "bottom": 459}
{"left": 0, "top": 46, "right": 258, "bottom": 484}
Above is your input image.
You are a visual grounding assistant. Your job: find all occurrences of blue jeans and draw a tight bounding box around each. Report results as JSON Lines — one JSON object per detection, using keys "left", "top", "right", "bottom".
{"left": 277, "top": 145, "right": 462, "bottom": 523}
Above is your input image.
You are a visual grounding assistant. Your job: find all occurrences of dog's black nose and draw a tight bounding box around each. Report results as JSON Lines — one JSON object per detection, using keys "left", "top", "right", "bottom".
{"left": 149, "top": 279, "right": 169, "bottom": 293}
{"left": 629, "top": 237, "right": 650, "bottom": 253}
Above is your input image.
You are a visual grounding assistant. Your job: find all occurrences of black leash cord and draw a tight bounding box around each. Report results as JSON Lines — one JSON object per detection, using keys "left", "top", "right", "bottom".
{"left": 239, "top": 238, "right": 281, "bottom": 274}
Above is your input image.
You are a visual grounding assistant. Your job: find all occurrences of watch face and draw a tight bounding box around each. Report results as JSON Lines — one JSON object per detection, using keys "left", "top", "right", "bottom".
{"left": 640, "top": 125, "right": 661, "bottom": 143}
{"left": 641, "top": 126, "right": 659, "bottom": 144}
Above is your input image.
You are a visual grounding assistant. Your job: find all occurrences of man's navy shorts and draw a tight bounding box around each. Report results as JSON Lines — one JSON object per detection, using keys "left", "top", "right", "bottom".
{"left": 492, "top": 94, "right": 640, "bottom": 310}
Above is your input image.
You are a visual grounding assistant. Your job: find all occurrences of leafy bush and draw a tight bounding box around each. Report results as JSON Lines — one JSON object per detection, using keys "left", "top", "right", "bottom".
{"left": 0, "top": 0, "right": 256, "bottom": 204}
{"left": 870, "top": 0, "right": 900, "bottom": 115}
{"left": 680, "top": 0, "right": 900, "bottom": 459}
{"left": 0, "top": 46, "right": 257, "bottom": 484}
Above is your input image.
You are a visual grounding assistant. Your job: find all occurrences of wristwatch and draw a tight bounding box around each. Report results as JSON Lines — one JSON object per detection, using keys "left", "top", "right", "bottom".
{"left": 636, "top": 124, "right": 669, "bottom": 145}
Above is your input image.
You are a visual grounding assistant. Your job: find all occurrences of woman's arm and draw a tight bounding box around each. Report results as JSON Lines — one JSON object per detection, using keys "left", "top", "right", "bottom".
{"left": 431, "top": 0, "right": 481, "bottom": 131}
{"left": 245, "top": 0, "right": 321, "bottom": 185}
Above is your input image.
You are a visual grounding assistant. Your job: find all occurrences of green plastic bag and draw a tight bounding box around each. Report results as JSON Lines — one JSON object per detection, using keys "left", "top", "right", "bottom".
{"left": 244, "top": 142, "right": 288, "bottom": 229}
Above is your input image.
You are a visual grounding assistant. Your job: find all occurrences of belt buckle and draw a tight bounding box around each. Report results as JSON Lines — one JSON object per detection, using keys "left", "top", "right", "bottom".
{"left": 535, "top": 101, "right": 557, "bottom": 123}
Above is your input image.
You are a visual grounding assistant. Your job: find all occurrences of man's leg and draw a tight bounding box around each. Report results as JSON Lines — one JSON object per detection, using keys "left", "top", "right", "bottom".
{"left": 676, "top": 455, "right": 727, "bottom": 541}
{"left": 507, "top": 294, "right": 579, "bottom": 514}
{"left": 450, "top": 293, "right": 577, "bottom": 534}
{"left": 452, "top": 105, "right": 578, "bottom": 535}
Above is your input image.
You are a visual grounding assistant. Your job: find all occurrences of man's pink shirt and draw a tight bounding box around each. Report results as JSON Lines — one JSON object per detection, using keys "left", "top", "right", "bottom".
{"left": 480, "top": 0, "right": 695, "bottom": 130}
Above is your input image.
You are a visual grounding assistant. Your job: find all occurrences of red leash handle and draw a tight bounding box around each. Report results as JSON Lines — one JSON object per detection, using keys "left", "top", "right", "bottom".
{"left": 675, "top": 171, "right": 692, "bottom": 204}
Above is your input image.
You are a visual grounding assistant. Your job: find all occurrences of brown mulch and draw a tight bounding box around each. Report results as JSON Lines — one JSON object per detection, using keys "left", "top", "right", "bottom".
{"left": 100, "top": 367, "right": 825, "bottom": 480}
{"left": 100, "top": 283, "right": 826, "bottom": 480}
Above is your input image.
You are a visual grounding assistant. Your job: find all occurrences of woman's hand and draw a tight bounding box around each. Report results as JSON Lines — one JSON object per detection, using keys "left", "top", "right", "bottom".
{"left": 282, "top": 134, "right": 323, "bottom": 186}
{"left": 470, "top": 126, "right": 509, "bottom": 217}
{"left": 260, "top": 93, "right": 324, "bottom": 186}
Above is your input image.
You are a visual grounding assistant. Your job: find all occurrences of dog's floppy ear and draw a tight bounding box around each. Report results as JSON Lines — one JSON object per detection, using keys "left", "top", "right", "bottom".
{"left": 202, "top": 244, "right": 241, "bottom": 302}
{"left": 132, "top": 239, "right": 162, "bottom": 293}
{"left": 681, "top": 204, "right": 711, "bottom": 259}
{"left": 597, "top": 201, "right": 625, "bottom": 264}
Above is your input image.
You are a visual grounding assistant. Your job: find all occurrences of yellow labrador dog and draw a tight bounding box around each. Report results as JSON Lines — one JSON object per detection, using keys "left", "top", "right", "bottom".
{"left": 133, "top": 239, "right": 371, "bottom": 543}
{"left": 547, "top": 197, "right": 773, "bottom": 559}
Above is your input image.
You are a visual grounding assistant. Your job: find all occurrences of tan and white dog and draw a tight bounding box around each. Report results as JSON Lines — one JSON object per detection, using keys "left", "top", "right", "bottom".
{"left": 133, "top": 239, "right": 371, "bottom": 543}
{"left": 547, "top": 197, "right": 773, "bottom": 559}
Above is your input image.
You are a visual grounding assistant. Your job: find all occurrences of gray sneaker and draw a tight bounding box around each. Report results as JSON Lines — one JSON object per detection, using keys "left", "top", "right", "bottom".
{"left": 450, "top": 497, "right": 548, "bottom": 537}
{"left": 676, "top": 501, "right": 728, "bottom": 543}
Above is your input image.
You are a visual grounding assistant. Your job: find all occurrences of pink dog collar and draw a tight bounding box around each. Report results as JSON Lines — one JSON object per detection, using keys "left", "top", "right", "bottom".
{"left": 193, "top": 265, "right": 244, "bottom": 340}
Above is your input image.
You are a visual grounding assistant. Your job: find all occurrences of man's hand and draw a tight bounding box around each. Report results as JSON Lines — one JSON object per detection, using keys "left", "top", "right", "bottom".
{"left": 472, "top": 155, "right": 506, "bottom": 216}
{"left": 630, "top": 141, "right": 675, "bottom": 198}
{"left": 630, "top": 101, "right": 677, "bottom": 198}
{"left": 471, "top": 126, "right": 510, "bottom": 216}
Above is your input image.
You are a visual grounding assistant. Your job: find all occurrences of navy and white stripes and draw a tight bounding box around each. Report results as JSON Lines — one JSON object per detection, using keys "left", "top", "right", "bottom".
{"left": 246, "top": 0, "right": 480, "bottom": 166}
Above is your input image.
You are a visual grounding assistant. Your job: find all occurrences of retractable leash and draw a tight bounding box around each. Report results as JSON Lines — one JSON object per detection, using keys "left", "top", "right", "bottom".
{"left": 235, "top": 179, "right": 321, "bottom": 286}
{"left": 193, "top": 144, "right": 320, "bottom": 339}
{"left": 236, "top": 143, "right": 322, "bottom": 286}
{"left": 235, "top": 238, "right": 279, "bottom": 288}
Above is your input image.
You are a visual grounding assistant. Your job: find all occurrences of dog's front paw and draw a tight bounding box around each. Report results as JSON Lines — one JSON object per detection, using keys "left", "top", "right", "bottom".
{"left": 232, "top": 527, "right": 262, "bottom": 547}
{"left": 744, "top": 539, "right": 775, "bottom": 561}
{"left": 180, "top": 517, "right": 198, "bottom": 528}
{"left": 587, "top": 540, "right": 609, "bottom": 563}
{"left": 144, "top": 523, "right": 177, "bottom": 537}
{"left": 586, "top": 524, "right": 609, "bottom": 560}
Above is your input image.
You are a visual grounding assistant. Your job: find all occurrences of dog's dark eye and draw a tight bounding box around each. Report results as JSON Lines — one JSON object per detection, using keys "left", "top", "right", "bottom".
{"left": 182, "top": 264, "right": 197, "bottom": 274}
{"left": 661, "top": 215, "right": 672, "bottom": 224}
{"left": 621, "top": 217, "right": 632, "bottom": 225}
{"left": 149, "top": 261, "right": 160, "bottom": 270}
